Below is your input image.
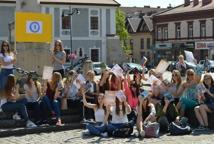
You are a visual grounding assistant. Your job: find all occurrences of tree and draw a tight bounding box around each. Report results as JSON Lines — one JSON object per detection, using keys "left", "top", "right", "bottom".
{"left": 116, "top": 8, "right": 130, "bottom": 54}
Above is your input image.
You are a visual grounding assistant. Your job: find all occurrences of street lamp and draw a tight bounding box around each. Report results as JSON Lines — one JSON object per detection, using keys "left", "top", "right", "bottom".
{"left": 62, "top": 8, "right": 80, "bottom": 67}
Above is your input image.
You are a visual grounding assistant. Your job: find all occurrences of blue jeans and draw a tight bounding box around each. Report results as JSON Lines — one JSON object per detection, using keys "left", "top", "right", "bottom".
{"left": 1, "top": 98, "right": 28, "bottom": 121}
{"left": 41, "top": 96, "right": 61, "bottom": 118}
{"left": 26, "top": 101, "right": 41, "bottom": 121}
{"left": 107, "top": 123, "right": 129, "bottom": 132}
{"left": 0, "top": 68, "right": 13, "bottom": 90}
{"left": 86, "top": 122, "right": 106, "bottom": 136}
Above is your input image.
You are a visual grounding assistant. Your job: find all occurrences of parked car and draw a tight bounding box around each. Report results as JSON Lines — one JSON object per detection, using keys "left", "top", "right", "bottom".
{"left": 199, "top": 60, "right": 214, "bottom": 72}
{"left": 167, "top": 60, "right": 197, "bottom": 71}
{"left": 93, "top": 62, "right": 110, "bottom": 75}
{"left": 122, "top": 62, "right": 148, "bottom": 74}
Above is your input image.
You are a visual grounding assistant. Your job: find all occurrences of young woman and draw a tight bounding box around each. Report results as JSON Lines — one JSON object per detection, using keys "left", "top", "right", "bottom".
{"left": 169, "top": 70, "right": 182, "bottom": 105}
{"left": 0, "top": 40, "right": 16, "bottom": 91}
{"left": 84, "top": 70, "right": 98, "bottom": 120}
{"left": 81, "top": 88, "right": 107, "bottom": 137}
{"left": 136, "top": 95, "right": 156, "bottom": 138}
{"left": 24, "top": 73, "right": 43, "bottom": 123}
{"left": 177, "top": 69, "right": 200, "bottom": 116}
{"left": 42, "top": 72, "right": 63, "bottom": 126}
{"left": 105, "top": 96, "right": 132, "bottom": 137}
{"left": 99, "top": 70, "right": 110, "bottom": 93}
{"left": 194, "top": 74, "right": 214, "bottom": 130}
{"left": 51, "top": 40, "right": 66, "bottom": 78}
{"left": 1, "top": 74, "right": 37, "bottom": 128}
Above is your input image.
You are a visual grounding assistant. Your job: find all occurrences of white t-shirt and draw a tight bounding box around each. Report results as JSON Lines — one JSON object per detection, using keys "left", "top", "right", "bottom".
{"left": 0, "top": 53, "right": 14, "bottom": 69}
{"left": 94, "top": 108, "right": 105, "bottom": 122}
{"left": 110, "top": 105, "right": 130, "bottom": 124}
{"left": 24, "top": 84, "right": 39, "bottom": 103}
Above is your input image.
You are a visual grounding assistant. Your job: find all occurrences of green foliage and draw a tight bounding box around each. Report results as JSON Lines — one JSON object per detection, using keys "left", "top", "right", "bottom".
{"left": 116, "top": 8, "right": 130, "bottom": 54}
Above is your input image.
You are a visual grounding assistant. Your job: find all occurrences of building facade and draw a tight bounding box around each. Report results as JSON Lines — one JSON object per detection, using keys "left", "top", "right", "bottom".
{"left": 154, "top": 0, "right": 214, "bottom": 62}
{"left": 0, "top": 0, "right": 119, "bottom": 66}
{"left": 121, "top": 6, "right": 166, "bottom": 66}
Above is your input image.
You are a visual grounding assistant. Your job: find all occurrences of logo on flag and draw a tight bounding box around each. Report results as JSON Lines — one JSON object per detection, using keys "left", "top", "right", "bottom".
{"left": 26, "top": 21, "right": 42, "bottom": 34}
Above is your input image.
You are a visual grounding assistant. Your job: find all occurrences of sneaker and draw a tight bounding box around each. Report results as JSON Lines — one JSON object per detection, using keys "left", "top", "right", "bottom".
{"left": 26, "top": 120, "right": 37, "bottom": 128}
{"left": 100, "top": 132, "right": 108, "bottom": 138}
{"left": 12, "top": 113, "right": 21, "bottom": 120}
{"left": 195, "top": 125, "right": 206, "bottom": 131}
{"left": 82, "top": 130, "right": 90, "bottom": 136}
{"left": 139, "top": 130, "right": 145, "bottom": 138}
{"left": 56, "top": 119, "right": 63, "bottom": 126}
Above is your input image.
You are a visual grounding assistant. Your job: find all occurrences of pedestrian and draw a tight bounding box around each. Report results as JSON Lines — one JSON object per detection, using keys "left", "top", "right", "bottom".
{"left": 176, "top": 55, "right": 187, "bottom": 76}
{"left": 194, "top": 74, "right": 214, "bottom": 130}
{"left": 0, "top": 40, "right": 16, "bottom": 92}
{"left": 1, "top": 74, "right": 37, "bottom": 128}
{"left": 204, "top": 56, "right": 211, "bottom": 72}
{"left": 81, "top": 88, "right": 107, "bottom": 137}
{"left": 51, "top": 40, "right": 66, "bottom": 78}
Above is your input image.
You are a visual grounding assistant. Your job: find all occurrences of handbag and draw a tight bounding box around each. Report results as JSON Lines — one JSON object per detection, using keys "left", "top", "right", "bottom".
{"left": 143, "top": 122, "right": 160, "bottom": 138}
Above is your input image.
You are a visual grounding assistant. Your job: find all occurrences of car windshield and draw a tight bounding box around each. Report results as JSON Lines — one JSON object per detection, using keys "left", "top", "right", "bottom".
{"left": 93, "top": 64, "right": 100, "bottom": 67}
{"left": 127, "top": 63, "right": 142, "bottom": 69}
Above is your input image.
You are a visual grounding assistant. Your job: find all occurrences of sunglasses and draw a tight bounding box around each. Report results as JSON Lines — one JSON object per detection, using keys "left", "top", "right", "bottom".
{"left": 204, "top": 77, "right": 211, "bottom": 81}
{"left": 3, "top": 44, "right": 8, "bottom": 47}
{"left": 172, "top": 74, "right": 178, "bottom": 77}
{"left": 187, "top": 73, "right": 194, "bottom": 76}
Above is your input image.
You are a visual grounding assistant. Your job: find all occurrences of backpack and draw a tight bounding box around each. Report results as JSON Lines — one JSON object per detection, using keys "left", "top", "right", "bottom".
{"left": 169, "top": 122, "right": 191, "bottom": 135}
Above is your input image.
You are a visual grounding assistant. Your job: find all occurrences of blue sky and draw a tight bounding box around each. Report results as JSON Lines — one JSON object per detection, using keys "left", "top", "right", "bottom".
{"left": 116, "top": 0, "right": 184, "bottom": 8}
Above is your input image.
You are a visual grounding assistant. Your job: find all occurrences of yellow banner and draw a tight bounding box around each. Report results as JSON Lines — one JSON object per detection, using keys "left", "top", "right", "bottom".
{"left": 15, "top": 12, "right": 52, "bottom": 43}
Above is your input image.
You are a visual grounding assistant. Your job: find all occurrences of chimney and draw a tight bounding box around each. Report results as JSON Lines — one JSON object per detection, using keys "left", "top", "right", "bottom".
{"left": 202, "top": 0, "right": 212, "bottom": 6}
{"left": 193, "top": 0, "right": 199, "bottom": 6}
{"left": 144, "top": 5, "right": 150, "bottom": 8}
{"left": 184, "top": 0, "right": 190, "bottom": 6}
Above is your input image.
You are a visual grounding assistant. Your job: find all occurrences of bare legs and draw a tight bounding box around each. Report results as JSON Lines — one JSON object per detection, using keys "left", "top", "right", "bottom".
{"left": 194, "top": 104, "right": 212, "bottom": 127}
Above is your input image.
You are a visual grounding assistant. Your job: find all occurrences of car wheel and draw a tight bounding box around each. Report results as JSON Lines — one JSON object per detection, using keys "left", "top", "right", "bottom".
{"left": 94, "top": 70, "right": 98, "bottom": 75}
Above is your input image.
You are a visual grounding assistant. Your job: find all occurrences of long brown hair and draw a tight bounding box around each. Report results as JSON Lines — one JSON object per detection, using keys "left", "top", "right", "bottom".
{"left": 26, "top": 73, "right": 40, "bottom": 97}
{"left": 171, "top": 70, "right": 182, "bottom": 86}
{"left": 95, "top": 93, "right": 106, "bottom": 114}
{"left": 50, "top": 72, "right": 62, "bottom": 90}
{"left": 53, "top": 39, "right": 64, "bottom": 54}
{"left": 1, "top": 40, "right": 11, "bottom": 57}
{"left": 115, "top": 97, "right": 126, "bottom": 116}
{"left": 4, "top": 74, "right": 16, "bottom": 97}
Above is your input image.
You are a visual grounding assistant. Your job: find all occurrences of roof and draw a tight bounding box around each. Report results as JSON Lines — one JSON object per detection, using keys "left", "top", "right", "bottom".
{"left": 127, "top": 17, "right": 141, "bottom": 32}
{"left": 142, "top": 16, "right": 153, "bottom": 31}
{"left": 120, "top": 6, "right": 166, "bottom": 17}
{"left": 40, "top": 0, "right": 120, "bottom": 6}
{"left": 0, "top": 0, "right": 120, "bottom": 6}
{"left": 156, "top": 0, "right": 214, "bottom": 16}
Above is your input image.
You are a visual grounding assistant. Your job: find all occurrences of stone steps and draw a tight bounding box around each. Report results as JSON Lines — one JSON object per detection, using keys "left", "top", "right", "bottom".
{"left": 0, "top": 108, "right": 83, "bottom": 137}
{"left": 0, "top": 123, "right": 82, "bottom": 138}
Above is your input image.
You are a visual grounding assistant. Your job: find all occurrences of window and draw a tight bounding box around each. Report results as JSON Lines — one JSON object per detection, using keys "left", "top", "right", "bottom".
{"left": 157, "top": 25, "right": 168, "bottom": 40}
{"left": 61, "top": 9, "right": 71, "bottom": 36}
{"left": 130, "top": 39, "right": 134, "bottom": 49}
{"left": 90, "top": 17, "right": 98, "bottom": 30}
{"left": 163, "top": 27, "right": 168, "bottom": 40}
{"left": 213, "top": 20, "right": 214, "bottom": 37}
{"left": 188, "top": 22, "right": 193, "bottom": 38}
{"left": 140, "top": 39, "right": 144, "bottom": 49}
{"left": 90, "top": 9, "right": 99, "bottom": 36}
{"left": 200, "top": 21, "right": 206, "bottom": 38}
{"left": 90, "top": 48, "right": 99, "bottom": 62}
{"left": 78, "top": 48, "right": 83, "bottom": 58}
{"left": 157, "top": 27, "right": 162, "bottom": 40}
{"left": 175, "top": 23, "right": 181, "bottom": 39}
{"left": 147, "top": 38, "right": 151, "bottom": 49}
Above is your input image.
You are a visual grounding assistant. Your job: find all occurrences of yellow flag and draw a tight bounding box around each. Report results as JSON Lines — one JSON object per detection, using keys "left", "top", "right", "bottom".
{"left": 15, "top": 12, "right": 52, "bottom": 43}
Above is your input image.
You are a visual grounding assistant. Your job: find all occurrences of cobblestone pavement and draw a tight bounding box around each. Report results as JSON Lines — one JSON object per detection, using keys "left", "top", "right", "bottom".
{"left": 0, "top": 129, "right": 214, "bottom": 144}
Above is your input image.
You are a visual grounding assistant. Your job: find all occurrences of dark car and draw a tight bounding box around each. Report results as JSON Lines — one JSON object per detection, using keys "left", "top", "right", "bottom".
{"left": 199, "top": 60, "right": 214, "bottom": 72}
{"left": 122, "top": 62, "right": 148, "bottom": 74}
{"left": 167, "top": 61, "right": 197, "bottom": 72}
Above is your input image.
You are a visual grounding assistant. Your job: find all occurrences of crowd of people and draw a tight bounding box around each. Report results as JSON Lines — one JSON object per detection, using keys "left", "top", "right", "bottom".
{"left": 0, "top": 40, "right": 214, "bottom": 139}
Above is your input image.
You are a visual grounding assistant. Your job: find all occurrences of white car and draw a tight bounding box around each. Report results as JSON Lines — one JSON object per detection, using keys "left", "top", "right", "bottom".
{"left": 92, "top": 62, "right": 110, "bottom": 75}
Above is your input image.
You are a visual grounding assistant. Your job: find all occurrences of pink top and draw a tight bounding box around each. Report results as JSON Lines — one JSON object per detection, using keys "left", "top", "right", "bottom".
{"left": 124, "top": 79, "right": 138, "bottom": 109}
